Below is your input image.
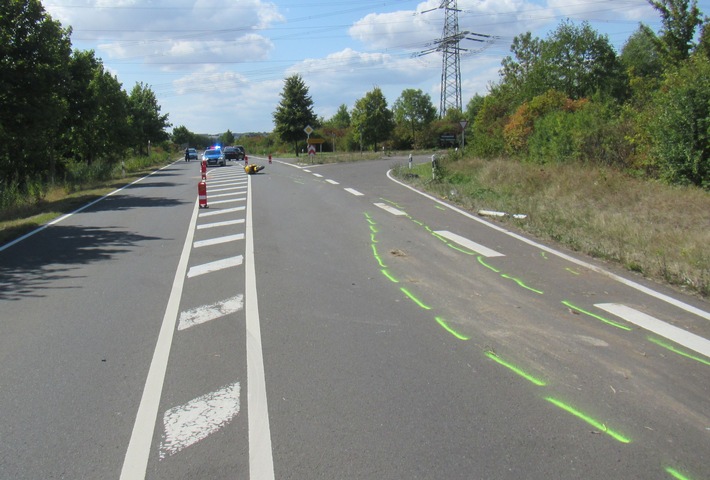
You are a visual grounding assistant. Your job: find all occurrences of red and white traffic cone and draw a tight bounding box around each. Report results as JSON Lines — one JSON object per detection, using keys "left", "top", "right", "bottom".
{"left": 198, "top": 180, "right": 208, "bottom": 208}
{"left": 201, "top": 159, "right": 207, "bottom": 180}
{"left": 268, "top": 154, "right": 272, "bottom": 164}
{"left": 244, "top": 155, "right": 248, "bottom": 165}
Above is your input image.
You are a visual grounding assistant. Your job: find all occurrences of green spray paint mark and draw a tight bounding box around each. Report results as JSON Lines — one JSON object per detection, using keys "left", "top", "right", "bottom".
{"left": 370, "top": 225, "right": 379, "bottom": 234}
{"left": 501, "top": 274, "right": 544, "bottom": 294}
{"left": 565, "top": 267, "right": 580, "bottom": 275}
{"left": 370, "top": 233, "right": 378, "bottom": 243}
{"left": 477, "top": 256, "right": 501, "bottom": 273}
{"left": 435, "top": 317, "right": 470, "bottom": 340}
{"left": 545, "top": 397, "right": 631, "bottom": 444}
{"left": 435, "top": 205, "right": 446, "bottom": 211}
{"left": 381, "top": 269, "right": 400, "bottom": 283}
{"left": 371, "top": 244, "right": 387, "bottom": 268}
{"left": 485, "top": 351, "right": 546, "bottom": 386}
{"left": 562, "top": 301, "right": 632, "bottom": 331}
{"left": 431, "top": 232, "right": 449, "bottom": 243}
{"left": 412, "top": 219, "right": 424, "bottom": 226}
{"left": 366, "top": 218, "right": 376, "bottom": 225}
{"left": 665, "top": 466, "right": 693, "bottom": 480}
{"left": 541, "top": 252, "right": 548, "bottom": 259}
{"left": 400, "top": 288, "right": 431, "bottom": 310}
{"left": 648, "top": 336, "right": 710, "bottom": 366}
{"left": 447, "top": 243, "right": 476, "bottom": 255}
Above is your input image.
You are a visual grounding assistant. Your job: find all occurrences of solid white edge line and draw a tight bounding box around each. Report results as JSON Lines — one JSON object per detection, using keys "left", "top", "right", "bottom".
{"left": 595, "top": 303, "right": 710, "bottom": 357}
{"left": 386, "top": 169, "right": 710, "bottom": 322}
{"left": 245, "top": 174, "right": 276, "bottom": 479}
{"left": 119, "top": 197, "right": 200, "bottom": 480}
{"left": 0, "top": 160, "right": 179, "bottom": 253}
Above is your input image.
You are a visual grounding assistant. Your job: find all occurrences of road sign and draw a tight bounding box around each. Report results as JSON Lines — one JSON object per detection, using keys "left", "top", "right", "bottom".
{"left": 304, "top": 125, "right": 313, "bottom": 135}
{"left": 308, "top": 144, "right": 316, "bottom": 156}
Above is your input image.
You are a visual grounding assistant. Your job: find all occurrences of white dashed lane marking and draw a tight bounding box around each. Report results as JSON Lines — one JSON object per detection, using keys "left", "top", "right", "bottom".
{"left": 434, "top": 230, "right": 505, "bottom": 258}
{"left": 187, "top": 255, "right": 244, "bottom": 278}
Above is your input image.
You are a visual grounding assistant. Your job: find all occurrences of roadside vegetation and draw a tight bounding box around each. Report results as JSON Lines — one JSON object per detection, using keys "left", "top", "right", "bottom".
{"left": 392, "top": 154, "right": 710, "bottom": 299}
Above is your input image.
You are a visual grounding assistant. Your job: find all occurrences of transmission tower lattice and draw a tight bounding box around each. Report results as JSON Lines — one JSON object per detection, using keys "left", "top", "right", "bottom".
{"left": 414, "top": 1, "right": 497, "bottom": 118}
{"left": 439, "top": 0, "right": 462, "bottom": 118}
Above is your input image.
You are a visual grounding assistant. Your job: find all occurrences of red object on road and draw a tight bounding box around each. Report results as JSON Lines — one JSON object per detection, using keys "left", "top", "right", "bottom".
{"left": 201, "top": 159, "right": 207, "bottom": 179}
{"left": 198, "top": 180, "right": 208, "bottom": 208}
{"left": 268, "top": 154, "right": 272, "bottom": 164}
{"left": 244, "top": 155, "right": 248, "bottom": 165}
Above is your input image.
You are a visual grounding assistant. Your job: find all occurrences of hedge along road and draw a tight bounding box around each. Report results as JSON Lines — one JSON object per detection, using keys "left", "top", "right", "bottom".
{"left": 1, "top": 154, "right": 709, "bottom": 479}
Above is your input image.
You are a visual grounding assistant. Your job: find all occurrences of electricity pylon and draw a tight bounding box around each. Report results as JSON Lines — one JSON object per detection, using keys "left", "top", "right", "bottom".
{"left": 414, "top": 0, "right": 496, "bottom": 118}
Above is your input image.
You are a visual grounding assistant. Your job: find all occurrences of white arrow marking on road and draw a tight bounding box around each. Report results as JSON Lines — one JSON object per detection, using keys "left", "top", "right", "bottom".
{"left": 178, "top": 295, "right": 244, "bottom": 331}
{"left": 159, "top": 382, "right": 241, "bottom": 459}
{"left": 193, "top": 233, "right": 244, "bottom": 248}
{"left": 596, "top": 303, "right": 710, "bottom": 357}
{"left": 434, "top": 230, "right": 505, "bottom": 258}
{"left": 374, "top": 202, "right": 406, "bottom": 216}
{"left": 187, "top": 255, "right": 243, "bottom": 278}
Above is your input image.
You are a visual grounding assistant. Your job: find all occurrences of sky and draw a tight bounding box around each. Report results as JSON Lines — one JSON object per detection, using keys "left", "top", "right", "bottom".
{"left": 42, "top": 0, "right": 706, "bottom": 136}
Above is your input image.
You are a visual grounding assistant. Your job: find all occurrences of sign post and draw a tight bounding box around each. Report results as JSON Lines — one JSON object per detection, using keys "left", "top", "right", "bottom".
{"left": 459, "top": 120, "right": 468, "bottom": 150}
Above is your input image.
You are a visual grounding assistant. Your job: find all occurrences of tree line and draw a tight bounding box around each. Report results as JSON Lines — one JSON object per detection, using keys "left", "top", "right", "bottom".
{"left": 258, "top": 0, "right": 708, "bottom": 189}
{"left": 1, "top": 0, "right": 171, "bottom": 203}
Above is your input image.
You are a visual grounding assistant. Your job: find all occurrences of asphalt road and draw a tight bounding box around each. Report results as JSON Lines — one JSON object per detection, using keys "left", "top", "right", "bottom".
{"left": 0, "top": 155, "right": 708, "bottom": 479}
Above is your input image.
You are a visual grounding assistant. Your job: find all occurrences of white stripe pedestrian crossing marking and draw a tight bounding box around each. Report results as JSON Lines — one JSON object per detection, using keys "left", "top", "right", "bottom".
{"left": 434, "top": 230, "right": 505, "bottom": 257}
{"left": 199, "top": 206, "right": 245, "bottom": 217}
{"left": 209, "top": 192, "right": 246, "bottom": 199}
{"left": 313, "top": 173, "right": 323, "bottom": 178}
{"left": 159, "top": 382, "right": 241, "bottom": 459}
{"left": 374, "top": 202, "right": 406, "bottom": 216}
{"left": 345, "top": 188, "right": 364, "bottom": 196}
{"left": 596, "top": 303, "right": 710, "bottom": 358}
{"left": 187, "top": 255, "right": 243, "bottom": 278}
{"left": 178, "top": 295, "right": 243, "bottom": 331}
{"left": 197, "top": 219, "right": 245, "bottom": 229}
{"left": 210, "top": 186, "right": 248, "bottom": 193}
{"left": 194, "top": 234, "right": 244, "bottom": 248}
{"left": 209, "top": 197, "right": 246, "bottom": 205}
{"left": 326, "top": 179, "right": 339, "bottom": 185}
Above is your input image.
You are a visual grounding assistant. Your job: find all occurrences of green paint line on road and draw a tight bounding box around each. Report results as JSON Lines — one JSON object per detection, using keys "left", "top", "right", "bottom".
{"left": 400, "top": 288, "right": 431, "bottom": 310}
{"left": 501, "top": 274, "right": 544, "bottom": 294}
{"left": 381, "top": 269, "right": 399, "bottom": 283}
{"left": 545, "top": 397, "right": 631, "bottom": 444}
{"left": 648, "top": 336, "right": 710, "bottom": 366}
{"left": 477, "top": 256, "right": 501, "bottom": 273}
{"left": 665, "top": 467, "right": 693, "bottom": 480}
{"left": 485, "top": 351, "right": 546, "bottom": 386}
{"left": 562, "top": 301, "right": 631, "bottom": 331}
{"left": 435, "top": 317, "right": 470, "bottom": 340}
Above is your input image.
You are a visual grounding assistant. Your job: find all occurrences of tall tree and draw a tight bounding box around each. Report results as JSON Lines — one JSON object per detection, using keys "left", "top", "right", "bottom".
{"left": 392, "top": 89, "right": 437, "bottom": 148}
{"left": 272, "top": 74, "right": 317, "bottom": 156}
{"left": 128, "top": 82, "right": 170, "bottom": 155}
{"left": 644, "top": 0, "right": 702, "bottom": 66}
{"left": 0, "top": 0, "right": 72, "bottom": 185}
{"left": 351, "top": 87, "right": 394, "bottom": 151}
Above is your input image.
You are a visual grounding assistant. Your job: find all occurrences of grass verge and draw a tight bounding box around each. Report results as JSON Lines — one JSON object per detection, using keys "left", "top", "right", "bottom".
{"left": 392, "top": 155, "right": 710, "bottom": 299}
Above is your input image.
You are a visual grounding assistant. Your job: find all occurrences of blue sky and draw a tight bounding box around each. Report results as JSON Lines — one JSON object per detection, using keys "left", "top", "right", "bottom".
{"left": 43, "top": 0, "right": 704, "bottom": 135}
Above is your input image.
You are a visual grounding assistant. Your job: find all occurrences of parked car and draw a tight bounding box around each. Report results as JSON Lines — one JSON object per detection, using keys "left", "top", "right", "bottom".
{"left": 203, "top": 148, "right": 225, "bottom": 167}
{"left": 233, "top": 145, "right": 246, "bottom": 160}
{"left": 223, "top": 146, "right": 239, "bottom": 161}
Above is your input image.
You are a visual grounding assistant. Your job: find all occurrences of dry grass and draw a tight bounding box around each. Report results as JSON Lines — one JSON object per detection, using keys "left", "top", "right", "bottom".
{"left": 397, "top": 156, "right": 710, "bottom": 298}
